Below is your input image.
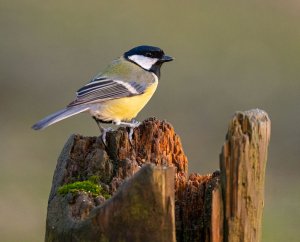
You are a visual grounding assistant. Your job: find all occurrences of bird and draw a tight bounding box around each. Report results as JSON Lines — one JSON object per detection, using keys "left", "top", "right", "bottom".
{"left": 32, "top": 45, "right": 173, "bottom": 143}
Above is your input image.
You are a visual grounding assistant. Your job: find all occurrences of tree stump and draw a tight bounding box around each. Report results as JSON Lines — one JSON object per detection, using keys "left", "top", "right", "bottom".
{"left": 45, "top": 110, "right": 270, "bottom": 242}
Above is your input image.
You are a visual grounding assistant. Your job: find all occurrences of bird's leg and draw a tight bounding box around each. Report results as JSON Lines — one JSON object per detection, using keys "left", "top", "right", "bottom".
{"left": 93, "top": 117, "right": 113, "bottom": 145}
{"left": 113, "top": 119, "right": 141, "bottom": 143}
{"left": 127, "top": 119, "right": 141, "bottom": 142}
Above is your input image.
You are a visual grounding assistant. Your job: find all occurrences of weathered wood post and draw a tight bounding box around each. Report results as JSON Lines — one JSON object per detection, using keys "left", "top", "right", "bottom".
{"left": 45, "top": 110, "right": 270, "bottom": 242}
{"left": 220, "top": 109, "right": 270, "bottom": 242}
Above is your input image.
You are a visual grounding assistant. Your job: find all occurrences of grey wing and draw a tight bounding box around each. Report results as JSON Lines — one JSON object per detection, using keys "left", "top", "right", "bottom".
{"left": 67, "top": 77, "right": 147, "bottom": 107}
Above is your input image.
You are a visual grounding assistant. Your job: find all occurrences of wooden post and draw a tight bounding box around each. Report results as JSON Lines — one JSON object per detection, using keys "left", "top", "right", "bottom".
{"left": 45, "top": 110, "right": 270, "bottom": 242}
{"left": 220, "top": 109, "right": 271, "bottom": 242}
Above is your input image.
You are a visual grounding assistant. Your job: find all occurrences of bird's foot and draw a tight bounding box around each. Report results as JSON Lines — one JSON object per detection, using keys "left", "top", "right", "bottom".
{"left": 114, "top": 120, "right": 141, "bottom": 144}
{"left": 100, "top": 127, "right": 114, "bottom": 146}
{"left": 129, "top": 119, "right": 141, "bottom": 127}
{"left": 128, "top": 127, "right": 135, "bottom": 144}
{"left": 127, "top": 120, "right": 141, "bottom": 144}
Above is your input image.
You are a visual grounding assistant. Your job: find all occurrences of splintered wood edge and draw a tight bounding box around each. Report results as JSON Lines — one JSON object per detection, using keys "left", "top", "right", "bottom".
{"left": 233, "top": 109, "right": 271, "bottom": 142}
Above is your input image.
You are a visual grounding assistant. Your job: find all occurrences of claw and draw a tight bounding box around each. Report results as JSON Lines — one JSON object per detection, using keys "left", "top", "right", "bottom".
{"left": 130, "top": 119, "right": 141, "bottom": 127}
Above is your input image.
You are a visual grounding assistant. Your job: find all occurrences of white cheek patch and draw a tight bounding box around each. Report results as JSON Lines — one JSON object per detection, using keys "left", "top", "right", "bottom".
{"left": 128, "top": 55, "right": 158, "bottom": 70}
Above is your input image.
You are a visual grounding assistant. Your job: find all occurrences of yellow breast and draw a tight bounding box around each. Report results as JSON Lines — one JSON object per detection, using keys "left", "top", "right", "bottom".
{"left": 97, "top": 81, "right": 158, "bottom": 122}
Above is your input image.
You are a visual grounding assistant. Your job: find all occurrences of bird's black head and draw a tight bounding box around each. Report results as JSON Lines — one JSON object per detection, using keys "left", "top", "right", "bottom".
{"left": 124, "top": 45, "right": 173, "bottom": 77}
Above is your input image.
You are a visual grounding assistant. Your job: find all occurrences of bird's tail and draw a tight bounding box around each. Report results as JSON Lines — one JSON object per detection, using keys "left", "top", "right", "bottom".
{"left": 32, "top": 106, "right": 90, "bottom": 130}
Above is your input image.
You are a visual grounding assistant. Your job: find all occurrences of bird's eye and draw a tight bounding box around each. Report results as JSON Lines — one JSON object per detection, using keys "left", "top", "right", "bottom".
{"left": 145, "top": 53, "right": 153, "bottom": 58}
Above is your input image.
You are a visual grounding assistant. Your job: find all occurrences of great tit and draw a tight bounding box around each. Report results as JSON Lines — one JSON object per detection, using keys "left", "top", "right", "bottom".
{"left": 32, "top": 45, "right": 173, "bottom": 141}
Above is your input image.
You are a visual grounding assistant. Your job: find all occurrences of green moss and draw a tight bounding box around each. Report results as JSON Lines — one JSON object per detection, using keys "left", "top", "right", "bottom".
{"left": 88, "top": 175, "right": 101, "bottom": 184}
{"left": 58, "top": 180, "right": 102, "bottom": 197}
{"left": 102, "top": 193, "right": 111, "bottom": 199}
{"left": 57, "top": 180, "right": 112, "bottom": 199}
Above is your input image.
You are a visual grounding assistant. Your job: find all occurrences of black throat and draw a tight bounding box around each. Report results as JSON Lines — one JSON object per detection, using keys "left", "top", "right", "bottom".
{"left": 149, "top": 62, "right": 163, "bottom": 78}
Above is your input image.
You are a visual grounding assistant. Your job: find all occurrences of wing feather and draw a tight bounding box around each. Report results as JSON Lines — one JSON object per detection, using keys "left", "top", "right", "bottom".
{"left": 67, "top": 78, "right": 147, "bottom": 107}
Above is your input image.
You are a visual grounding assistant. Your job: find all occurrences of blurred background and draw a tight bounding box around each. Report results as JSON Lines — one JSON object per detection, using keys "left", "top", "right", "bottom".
{"left": 1, "top": 0, "right": 299, "bottom": 241}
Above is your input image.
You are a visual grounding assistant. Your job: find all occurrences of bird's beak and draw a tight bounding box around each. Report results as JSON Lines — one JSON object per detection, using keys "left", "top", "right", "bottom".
{"left": 160, "top": 55, "right": 174, "bottom": 62}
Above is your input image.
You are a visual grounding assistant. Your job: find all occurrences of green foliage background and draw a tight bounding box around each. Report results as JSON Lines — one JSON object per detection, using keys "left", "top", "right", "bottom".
{"left": 1, "top": 1, "right": 299, "bottom": 241}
